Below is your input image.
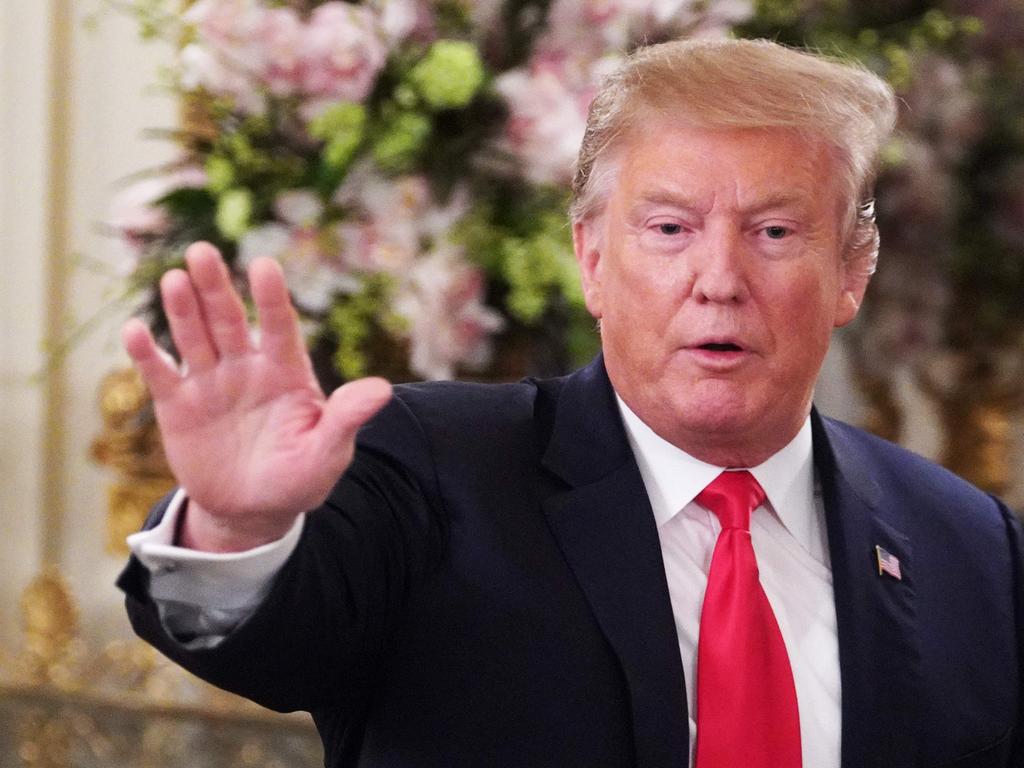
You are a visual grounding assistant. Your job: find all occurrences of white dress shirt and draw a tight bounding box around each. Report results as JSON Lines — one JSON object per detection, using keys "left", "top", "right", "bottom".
{"left": 128, "top": 496, "right": 305, "bottom": 647}
{"left": 617, "top": 398, "right": 840, "bottom": 768}
{"left": 130, "top": 400, "right": 841, "bottom": 767}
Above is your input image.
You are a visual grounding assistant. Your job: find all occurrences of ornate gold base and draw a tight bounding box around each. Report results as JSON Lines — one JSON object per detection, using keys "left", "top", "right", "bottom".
{"left": 1, "top": 571, "right": 319, "bottom": 768}
{"left": 90, "top": 368, "right": 176, "bottom": 557}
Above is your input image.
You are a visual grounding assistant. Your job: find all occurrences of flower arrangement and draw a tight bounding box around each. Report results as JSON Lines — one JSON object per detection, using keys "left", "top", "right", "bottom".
{"left": 104, "top": 0, "right": 1023, "bottom": 404}
{"left": 105, "top": 0, "right": 753, "bottom": 383}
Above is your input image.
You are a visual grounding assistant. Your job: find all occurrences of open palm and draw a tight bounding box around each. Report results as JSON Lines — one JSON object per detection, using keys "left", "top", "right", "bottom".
{"left": 122, "top": 243, "right": 392, "bottom": 551}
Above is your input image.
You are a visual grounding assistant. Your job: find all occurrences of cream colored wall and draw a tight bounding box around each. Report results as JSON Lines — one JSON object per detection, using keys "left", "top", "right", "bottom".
{"left": 0, "top": 1, "right": 175, "bottom": 648}
{"left": 63, "top": 0, "right": 178, "bottom": 642}
{"left": 0, "top": 3, "right": 52, "bottom": 649}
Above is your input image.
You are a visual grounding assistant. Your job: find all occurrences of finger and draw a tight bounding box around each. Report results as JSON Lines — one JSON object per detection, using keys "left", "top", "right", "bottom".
{"left": 249, "top": 257, "right": 307, "bottom": 367}
{"left": 121, "top": 318, "right": 181, "bottom": 401}
{"left": 160, "top": 268, "right": 218, "bottom": 372}
{"left": 318, "top": 377, "right": 393, "bottom": 456}
{"left": 185, "top": 242, "right": 252, "bottom": 358}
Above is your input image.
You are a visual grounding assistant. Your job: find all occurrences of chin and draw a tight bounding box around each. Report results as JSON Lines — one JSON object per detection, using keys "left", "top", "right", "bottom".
{"left": 674, "top": 380, "right": 756, "bottom": 421}
{"left": 676, "top": 405, "right": 755, "bottom": 438}
{"left": 675, "top": 381, "right": 783, "bottom": 431}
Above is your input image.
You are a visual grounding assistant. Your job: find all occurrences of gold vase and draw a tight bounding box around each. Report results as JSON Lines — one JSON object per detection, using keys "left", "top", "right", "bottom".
{"left": 90, "top": 368, "right": 176, "bottom": 556}
{"left": 935, "top": 393, "right": 1016, "bottom": 497}
{"left": 918, "top": 355, "right": 1022, "bottom": 498}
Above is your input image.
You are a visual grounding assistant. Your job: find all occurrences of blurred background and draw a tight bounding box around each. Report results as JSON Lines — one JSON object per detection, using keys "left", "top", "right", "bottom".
{"left": 2, "top": 0, "right": 1022, "bottom": 765}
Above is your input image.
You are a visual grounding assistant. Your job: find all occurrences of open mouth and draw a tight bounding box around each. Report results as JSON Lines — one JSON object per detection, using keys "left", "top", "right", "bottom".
{"left": 698, "top": 342, "right": 743, "bottom": 352}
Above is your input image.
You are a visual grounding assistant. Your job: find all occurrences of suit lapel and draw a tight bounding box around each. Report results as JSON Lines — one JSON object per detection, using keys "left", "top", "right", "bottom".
{"left": 814, "top": 413, "right": 922, "bottom": 768}
{"left": 540, "top": 358, "right": 688, "bottom": 768}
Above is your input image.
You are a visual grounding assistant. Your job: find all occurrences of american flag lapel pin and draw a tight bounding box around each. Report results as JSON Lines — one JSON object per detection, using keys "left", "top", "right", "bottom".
{"left": 875, "top": 545, "right": 902, "bottom": 581}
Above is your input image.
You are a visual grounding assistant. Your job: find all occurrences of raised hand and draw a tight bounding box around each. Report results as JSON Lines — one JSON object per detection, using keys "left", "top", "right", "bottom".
{"left": 122, "top": 242, "right": 392, "bottom": 552}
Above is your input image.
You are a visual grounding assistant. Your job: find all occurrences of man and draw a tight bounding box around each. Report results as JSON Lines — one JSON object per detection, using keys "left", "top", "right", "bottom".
{"left": 118, "top": 38, "right": 1024, "bottom": 767}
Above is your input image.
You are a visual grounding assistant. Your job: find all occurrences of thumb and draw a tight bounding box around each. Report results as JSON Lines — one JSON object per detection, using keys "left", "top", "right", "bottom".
{"left": 317, "top": 377, "right": 393, "bottom": 456}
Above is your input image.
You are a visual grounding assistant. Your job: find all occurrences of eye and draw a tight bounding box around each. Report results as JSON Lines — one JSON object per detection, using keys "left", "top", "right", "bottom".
{"left": 657, "top": 223, "right": 683, "bottom": 235}
{"left": 763, "top": 225, "right": 790, "bottom": 240}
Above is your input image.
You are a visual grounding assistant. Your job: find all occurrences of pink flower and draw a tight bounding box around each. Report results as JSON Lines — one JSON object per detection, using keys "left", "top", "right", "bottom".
{"left": 240, "top": 223, "right": 359, "bottom": 312}
{"left": 108, "top": 165, "right": 207, "bottom": 245}
{"left": 393, "top": 246, "right": 505, "bottom": 380}
{"left": 624, "top": 0, "right": 751, "bottom": 34}
{"left": 544, "top": 0, "right": 633, "bottom": 53}
{"left": 180, "top": 0, "right": 270, "bottom": 110}
{"left": 184, "top": 0, "right": 266, "bottom": 52}
{"left": 494, "top": 61, "right": 597, "bottom": 185}
{"left": 900, "top": 55, "right": 983, "bottom": 165}
{"left": 332, "top": 165, "right": 470, "bottom": 274}
{"left": 107, "top": 166, "right": 207, "bottom": 275}
{"left": 372, "top": 0, "right": 425, "bottom": 46}
{"left": 258, "top": 7, "right": 306, "bottom": 97}
{"left": 179, "top": 42, "right": 265, "bottom": 112}
{"left": 273, "top": 189, "right": 324, "bottom": 228}
{"left": 301, "top": 2, "right": 388, "bottom": 102}
{"left": 239, "top": 189, "right": 359, "bottom": 312}
{"left": 181, "top": 1, "right": 389, "bottom": 108}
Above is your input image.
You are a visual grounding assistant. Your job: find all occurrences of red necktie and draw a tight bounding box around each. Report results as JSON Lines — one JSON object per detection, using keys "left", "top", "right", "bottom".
{"left": 694, "top": 471, "right": 801, "bottom": 768}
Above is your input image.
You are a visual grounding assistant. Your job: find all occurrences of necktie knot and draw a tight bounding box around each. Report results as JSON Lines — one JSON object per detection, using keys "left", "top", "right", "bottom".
{"left": 695, "top": 470, "right": 765, "bottom": 531}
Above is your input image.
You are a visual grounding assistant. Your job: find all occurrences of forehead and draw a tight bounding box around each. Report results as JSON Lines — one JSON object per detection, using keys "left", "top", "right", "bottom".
{"left": 610, "top": 122, "right": 841, "bottom": 214}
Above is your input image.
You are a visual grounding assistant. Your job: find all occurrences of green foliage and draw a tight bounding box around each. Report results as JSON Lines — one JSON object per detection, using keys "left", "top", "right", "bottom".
{"left": 310, "top": 102, "right": 369, "bottom": 177}
{"left": 205, "top": 156, "right": 235, "bottom": 194}
{"left": 740, "top": 1, "right": 982, "bottom": 89}
{"left": 327, "top": 275, "right": 399, "bottom": 380}
{"left": 215, "top": 188, "right": 254, "bottom": 241}
{"left": 408, "top": 41, "right": 486, "bottom": 110}
{"left": 372, "top": 111, "right": 432, "bottom": 172}
{"left": 499, "top": 213, "right": 578, "bottom": 324}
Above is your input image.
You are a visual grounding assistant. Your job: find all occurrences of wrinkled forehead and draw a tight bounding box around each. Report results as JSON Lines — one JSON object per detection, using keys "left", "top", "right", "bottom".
{"left": 604, "top": 121, "right": 848, "bottom": 219}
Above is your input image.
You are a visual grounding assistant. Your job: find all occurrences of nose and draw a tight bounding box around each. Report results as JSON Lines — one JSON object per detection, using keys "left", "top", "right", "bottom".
{"left": 688, "top": 225, "right": 750, "bottom": 304}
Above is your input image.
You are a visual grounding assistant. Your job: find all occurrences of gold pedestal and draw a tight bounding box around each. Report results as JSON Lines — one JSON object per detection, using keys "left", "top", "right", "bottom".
{"left": 90, "top": 368, "right": 175, "bottom": 557}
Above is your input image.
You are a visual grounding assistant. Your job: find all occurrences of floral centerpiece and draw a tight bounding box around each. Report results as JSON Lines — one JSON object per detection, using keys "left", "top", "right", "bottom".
{"left": 105, "top": 0, "right": 753, "bottom": 384}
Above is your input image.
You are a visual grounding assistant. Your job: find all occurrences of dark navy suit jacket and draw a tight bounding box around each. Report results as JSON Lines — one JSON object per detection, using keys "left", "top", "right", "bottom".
{"left": 119, "top": 356, "right": 1024, "bottom": 767}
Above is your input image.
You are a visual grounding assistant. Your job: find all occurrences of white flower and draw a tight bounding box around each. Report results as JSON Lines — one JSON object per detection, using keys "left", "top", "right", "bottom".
{"left": 334, "top": 220, "right": 419, "bottom": 274}
{"left": 108, "top": 166, "right": 208, "bottom": 268}
{"left": 257, "top": 7, "right": 306, "bottom": 97}
{"left": 301, "top": 2, "right": 388, "bottom": 102}
{"left": 332, "top": 165, "right": 471, "bottom": 274}
{"left": 392, "top": 245, "right": 505, "bottom": 380}
{"left": 239, "top": 222, "right": 359, "bottom": 313}
{"left": 182, "top": 0, "right": 268, "bottom": 95}
{"left": 494, "top": 62, "right": 593, "bottom": 186}
{"left": 373, "top": 0, "right": 420, "bottom": 45}
{"left": 178, "top": 42, "right": 266, "bottom": 113}
{"left": 184, "top": 0, "right": 266, "bottom": 49}
{"left": 274, "top": 189, "right": 324, "bottom": 228}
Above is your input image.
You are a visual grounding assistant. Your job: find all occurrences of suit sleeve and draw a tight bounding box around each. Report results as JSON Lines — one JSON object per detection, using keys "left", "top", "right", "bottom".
{"left": 116, "top": 392, "right": 447, "bottom": 716}
{"left": 999, "top": 499, "right": 1024, "bottom": 766}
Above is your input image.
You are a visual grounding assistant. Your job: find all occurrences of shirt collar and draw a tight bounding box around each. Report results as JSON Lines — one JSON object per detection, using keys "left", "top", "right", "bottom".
{"left": 615, "top": 395, "right": 817, "bottom": 552}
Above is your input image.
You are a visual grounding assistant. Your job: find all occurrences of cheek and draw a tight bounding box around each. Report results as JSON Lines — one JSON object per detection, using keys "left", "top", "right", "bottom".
{"left": 764, "top": 276, "right": 840, "bottom": 356}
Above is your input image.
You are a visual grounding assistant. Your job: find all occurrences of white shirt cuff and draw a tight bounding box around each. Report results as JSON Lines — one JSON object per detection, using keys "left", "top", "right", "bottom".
{"left": 127, "top": 488, "right": 306, "bottom": 612}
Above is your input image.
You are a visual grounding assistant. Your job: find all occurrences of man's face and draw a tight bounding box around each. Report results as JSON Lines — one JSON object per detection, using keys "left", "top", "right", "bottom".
{"left": 574, "top": 122, "right": 867, "bottom": 466}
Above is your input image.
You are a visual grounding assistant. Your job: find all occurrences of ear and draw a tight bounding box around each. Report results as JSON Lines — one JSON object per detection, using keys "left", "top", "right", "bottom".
{"left": 573, "top": 217, "right": 605, "bottom": 319}
{"left": 833, "top": 259, "right": 871, "bottom": 329}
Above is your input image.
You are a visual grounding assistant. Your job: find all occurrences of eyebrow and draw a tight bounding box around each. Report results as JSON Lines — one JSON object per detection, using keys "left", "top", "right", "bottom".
{"left": 633, "top": 188, "right": 811, "bottom": 218}
{"left": 736, "top": 193, "right": 810, "bottom": 217}
{"left": 631, "top": 190, "right": 707, "bottom": 217}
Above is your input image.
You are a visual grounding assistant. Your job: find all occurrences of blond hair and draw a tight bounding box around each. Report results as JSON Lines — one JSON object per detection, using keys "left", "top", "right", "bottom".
{"left": 570, "top": 38, "right": 897, "bottom": 273}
